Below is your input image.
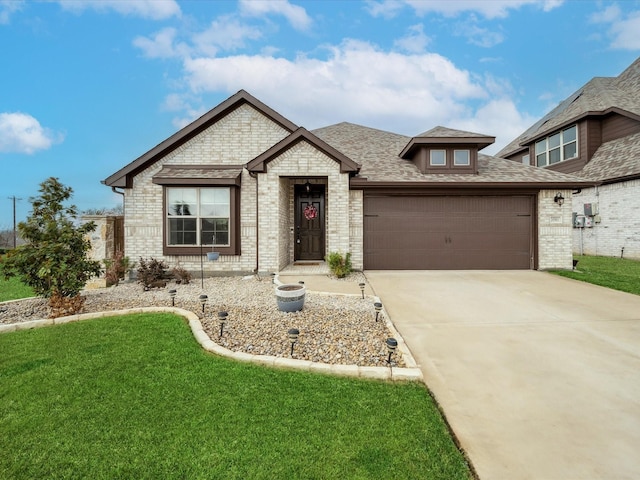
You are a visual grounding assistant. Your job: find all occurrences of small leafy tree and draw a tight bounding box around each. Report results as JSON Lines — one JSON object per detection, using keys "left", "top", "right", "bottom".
{"left": 0, "top": 177, "right": 102, "bottom": 317}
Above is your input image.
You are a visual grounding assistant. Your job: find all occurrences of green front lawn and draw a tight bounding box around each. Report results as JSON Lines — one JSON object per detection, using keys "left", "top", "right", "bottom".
{"left": 0, "top": 313, "right": 471, "bottom": 480}
{"left": 551, "top": 255, "right": 640, "bottom": 295}
{"left": 0, "top": 276, "right": 34, "bottom": 302}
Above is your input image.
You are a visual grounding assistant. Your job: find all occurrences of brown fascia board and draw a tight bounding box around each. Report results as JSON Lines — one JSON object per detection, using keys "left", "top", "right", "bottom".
{"left": 246, "top": 127, "right": 361, "bottom": 173}
{"left": 102, "top": 90, "right": 299, "bottom": 188}
{"left": 599, "top": 171, "right": 640, "bottom": 185}
{"left": 519, "top": 107, "right": 640, "bottom": 147}
{"left": 400, "top": 136, "right": 495, "bottom": 159}
{"left": 349, "top": 178, "right": 598, "bottom": 189}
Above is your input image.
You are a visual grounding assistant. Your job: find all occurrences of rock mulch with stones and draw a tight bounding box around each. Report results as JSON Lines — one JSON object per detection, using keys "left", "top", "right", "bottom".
{"left": 0, "top": 275, "right": 405, "bottom": 368}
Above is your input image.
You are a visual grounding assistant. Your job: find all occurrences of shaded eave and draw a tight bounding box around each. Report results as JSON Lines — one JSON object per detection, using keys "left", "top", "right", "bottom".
{"left": 400, "top": 135, "right": 495, "bottom": 159}
{"left": 103, "top": 90, "right": 299, "bottom": 188}
{"left": 246, "top": 127, "right": 360, "bottom": 174}
{"left": 349, "top": 178, "right": 598, "bottom": 190}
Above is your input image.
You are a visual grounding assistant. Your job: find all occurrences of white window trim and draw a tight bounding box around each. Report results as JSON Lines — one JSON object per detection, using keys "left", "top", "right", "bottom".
{"left": 430, "top": 149, "right": 446, "bottom": 166}
{"left": 453, "top": 149, "right": 470, "bottom": 166}
{"left": 166, "top": 187, "right": 231, "bottom": 247}
{"left": 535, "top": 125, "right": 578, "bottom": 167}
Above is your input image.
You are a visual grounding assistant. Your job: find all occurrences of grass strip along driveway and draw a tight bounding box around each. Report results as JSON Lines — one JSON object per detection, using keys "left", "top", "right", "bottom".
{"left": 0, "top": 313, "right": 471, "bottom": 480}
{"left": 551, "top": 255, "right": 640, "bottom": 295}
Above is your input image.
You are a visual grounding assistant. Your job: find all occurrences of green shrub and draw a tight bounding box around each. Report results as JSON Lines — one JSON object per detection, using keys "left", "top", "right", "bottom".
{"left": 0, "top": 177, "right": 102, "bottom": 317}
{"left": 137, "top": 257, "right": 169, "bottom": 290}
{"left": 326, "top": 251, "right": 352, "bottom": 278}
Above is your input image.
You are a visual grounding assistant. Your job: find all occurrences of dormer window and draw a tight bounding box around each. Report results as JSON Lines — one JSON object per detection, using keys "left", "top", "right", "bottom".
{"left": 535, "top": 125, "right": 578, "bottom": 167}
{"left": 430, "top": 150, "right": 446, "bottom": 166}
{"left": 454, "top": 150, "right": 470, "bottom": 166}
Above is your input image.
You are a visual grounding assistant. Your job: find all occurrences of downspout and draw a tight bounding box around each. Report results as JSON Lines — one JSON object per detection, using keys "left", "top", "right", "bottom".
{"left": 248, "top": 170, "right": 259, "bottom": 274}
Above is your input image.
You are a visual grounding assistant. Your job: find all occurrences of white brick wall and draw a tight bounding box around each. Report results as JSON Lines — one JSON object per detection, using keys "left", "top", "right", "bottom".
{"left": 124, "top": 103, "right": 289, "bottom": 274}
{"left": 257, "top": 140, "right": 352, "bottom": 273}
{"left": 572, "top": 179, "right": 640, "bottom": 260}
{"left": 538, "top": 189, "right": 574, "bottom": 270}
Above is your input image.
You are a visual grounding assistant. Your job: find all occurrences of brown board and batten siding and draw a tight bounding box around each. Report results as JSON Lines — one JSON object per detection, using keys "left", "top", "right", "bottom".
{"left": 363, "top": 194, "right": 535, "bottom": 270}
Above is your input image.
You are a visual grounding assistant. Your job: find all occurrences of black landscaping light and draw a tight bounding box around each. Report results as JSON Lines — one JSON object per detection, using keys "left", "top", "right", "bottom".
{"left": 554, "top": 192, "right": 565, "bottom": 207}
{"left": 386, "top": 337, "right": 398, "bottom": 365}
{"left": 374, "top": 302, "right": 383, "bottom": 322}
{"left": 359, "top": 282, "right": 365, "bottom": 299}
{"left": 199, "top": 294, "right": 208, "bottom": 313}
{"left": 168, "top": 289, "right": 177, "bottom": 306}
{"left": 271, "top": 273, "right": 276, "bottom": 284}
{"left": 218, "top": 311, "right": 228, "bottom": 337}
{"left": 288, "top": 328, "right": 300, "bottom": 357}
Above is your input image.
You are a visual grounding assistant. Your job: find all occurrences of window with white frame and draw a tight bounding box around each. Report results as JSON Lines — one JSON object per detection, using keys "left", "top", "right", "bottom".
{"left": 535, "top": 125, "right": 577, "bottom": 167}
{"left": 430, "top": 149, "right": 446, "bottom": 166}
{"left": 454, "top": 149, "right": 470, "bottom": 166}
{"left": 167, "top": 187, "right": 230, "bottom": 246}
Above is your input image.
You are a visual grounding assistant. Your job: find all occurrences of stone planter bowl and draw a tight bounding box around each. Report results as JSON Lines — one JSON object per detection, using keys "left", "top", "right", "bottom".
{"left": 275, "top": 284, "right": 306, "bottom": 312}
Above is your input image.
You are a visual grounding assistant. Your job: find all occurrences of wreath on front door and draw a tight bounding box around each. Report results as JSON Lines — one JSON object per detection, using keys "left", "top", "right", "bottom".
{"left": 304, "top": 204, "right": 318, "bottom": 220}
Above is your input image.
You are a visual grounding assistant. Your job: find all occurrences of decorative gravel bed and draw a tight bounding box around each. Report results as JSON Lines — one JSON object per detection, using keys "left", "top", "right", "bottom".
{"left": 0, "top": 274, "right": 405, "bottom": 368}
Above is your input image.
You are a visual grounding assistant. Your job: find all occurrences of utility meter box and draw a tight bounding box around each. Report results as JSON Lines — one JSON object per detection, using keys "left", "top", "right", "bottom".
{"left": 584, "top": 203, "right": 598, "bottom": 216}
{"left": 584, "top": 216, "right": 594, "bottom": 228}
{"left": 574, "top": 215, "right": 585, "bottom": 228}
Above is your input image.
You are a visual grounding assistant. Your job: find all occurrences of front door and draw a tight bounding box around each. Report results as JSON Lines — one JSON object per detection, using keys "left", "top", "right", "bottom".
{"left": 295, "top": 185, "right": 325, "bottom": 261}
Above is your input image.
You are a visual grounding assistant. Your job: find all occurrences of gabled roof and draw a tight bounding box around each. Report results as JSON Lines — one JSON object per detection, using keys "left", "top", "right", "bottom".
{"left": 313, "top": 122, "right": 592, "bottom": 188}
{"left": 498, "top": 57, "right": 640, "bottom": 158}
{"left": 400, "top": 126, "right": 495, "bottom": 159}
{"left": 103, "top": 90, "right": 298, "bottom": 188}
{"left": 246, "top": 127, "right": 360, "bottom": 173}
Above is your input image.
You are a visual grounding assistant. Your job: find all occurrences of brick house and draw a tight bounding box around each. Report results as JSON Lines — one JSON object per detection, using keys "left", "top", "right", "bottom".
{"left": 499, "top": 57, "right": 640, "bottom": 260}
{"left": 103, "top": 90, "right": 592, "bottom": 274}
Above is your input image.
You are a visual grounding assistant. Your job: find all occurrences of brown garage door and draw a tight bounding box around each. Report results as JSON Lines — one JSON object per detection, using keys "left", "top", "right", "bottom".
{"left": 364, "top": 195, "right": 534, "bottom": 270}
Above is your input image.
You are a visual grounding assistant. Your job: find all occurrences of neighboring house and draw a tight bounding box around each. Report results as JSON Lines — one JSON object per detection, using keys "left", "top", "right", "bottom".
{"left": 498, "top": 57, "right": 640, "bottom": 260}
{"left": 103, "top": 90, "right": 591, "bottom": 274}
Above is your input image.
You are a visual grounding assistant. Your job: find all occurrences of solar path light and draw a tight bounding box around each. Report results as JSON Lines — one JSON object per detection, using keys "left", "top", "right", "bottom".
{"left": 199, "top": 294, "right": 208, "bottom": 313}
{"left": 168, "top": 289, "right": 177, "bottom": 306}
{"left": 218, "top": 311, "right": 228, "bottom": 337}
{"left": 359, "top": 282, "right": 365, "bottom": 299}
{"left": 288, "top": 328, "right": 300, "bottom": 357}
{"left": 386, "top": 337, "right": 398, "bottom": 365}
{"left": 374, "top": 302, "right": 383, "bottom": 322}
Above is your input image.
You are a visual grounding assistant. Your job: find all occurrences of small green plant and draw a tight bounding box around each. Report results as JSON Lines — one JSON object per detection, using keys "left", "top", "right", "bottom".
{"left": 170, "top": 262, "right": 192, "bottom": 285}
{"left": 326, "top": 251, "right": 352, "bottom": 278}
{"left": 103, "top": 251, "right": 133, "bottom": 287}
{"left": 137, "top": 257, "right": 169, "bottom": 290}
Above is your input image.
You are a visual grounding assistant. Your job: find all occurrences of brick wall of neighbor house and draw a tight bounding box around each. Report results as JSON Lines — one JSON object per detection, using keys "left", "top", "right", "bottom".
{"left": 572, "top": 179, "right": 640, "bottom": 260}
{"left": 258, "top": 141, "right": 351, "bottom": 273}
{"left": 538, "top": 189, "right": 574, "bottom": 270}
{"left": 124, "top": 104, "right": 290, "bottom": 274}
{"left": 349, "top": 190, "right": 364, "bottom": 270}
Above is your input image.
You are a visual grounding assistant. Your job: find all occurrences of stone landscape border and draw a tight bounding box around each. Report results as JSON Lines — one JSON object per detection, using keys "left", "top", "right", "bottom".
{"left": 0, "top": 305, "right": 423, "bottom": 382}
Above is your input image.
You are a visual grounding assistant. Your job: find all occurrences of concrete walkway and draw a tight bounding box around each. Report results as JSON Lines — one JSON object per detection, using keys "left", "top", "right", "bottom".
{"left": 365, "top": 270, "right": 640, "bottom": 480}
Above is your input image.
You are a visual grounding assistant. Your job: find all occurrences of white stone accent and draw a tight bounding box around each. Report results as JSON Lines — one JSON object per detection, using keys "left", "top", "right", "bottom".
{"left": 538, "top": 189, "right": 574, "bottom": 270}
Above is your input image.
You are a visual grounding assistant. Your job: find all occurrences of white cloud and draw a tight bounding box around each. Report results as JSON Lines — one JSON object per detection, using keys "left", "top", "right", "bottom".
{"left": 590, "top": 5, "right": 640, "bottom": 50}
{"left": 0, "top": 112, "right": 63, "bottom": 154}
{"left": 394, "top": 24, "right": 430, "bottom": 53}
{"left": 368, "top": 0, "right": 563, "bottom": 19}
{"left": 180, "top": 40, "right": 491, "bottom": 134}
{"left": 454, "top": 15, "right": 505, "bottom": 47}
{"left": 239, "top": 0, "right": 312, "bottom": 31}
{"left": 57, "top": 0, "right": 180, "bottom": 20}
{"left": 610, "top": 12, "right": 640, "bottom": 50}
{"left": 133, "top": 27, "right": 181, "bottom": 58}
{"left": 0, "top": 0, "right": 24, "bottom": 24}
{"left": 451, "top": 98, "right": 537, "bottom": 154}
{"left": 192, "top": 15, "right": 263, "bottom": 55}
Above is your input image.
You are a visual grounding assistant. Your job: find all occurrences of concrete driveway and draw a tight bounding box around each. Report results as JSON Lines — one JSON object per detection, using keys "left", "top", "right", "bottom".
{"left": 365, "top": 270, "right": 640, "bottom": 480}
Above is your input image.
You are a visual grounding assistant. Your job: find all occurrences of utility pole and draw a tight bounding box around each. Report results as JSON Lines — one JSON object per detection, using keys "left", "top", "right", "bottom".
{"left": 8, "top": 196, "right": 21, "bottom": 249}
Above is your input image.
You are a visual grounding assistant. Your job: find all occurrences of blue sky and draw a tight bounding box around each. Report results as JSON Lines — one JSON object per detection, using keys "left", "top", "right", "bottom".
{"left": 1, "top": 0, "right": 639, "bottom": 229}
